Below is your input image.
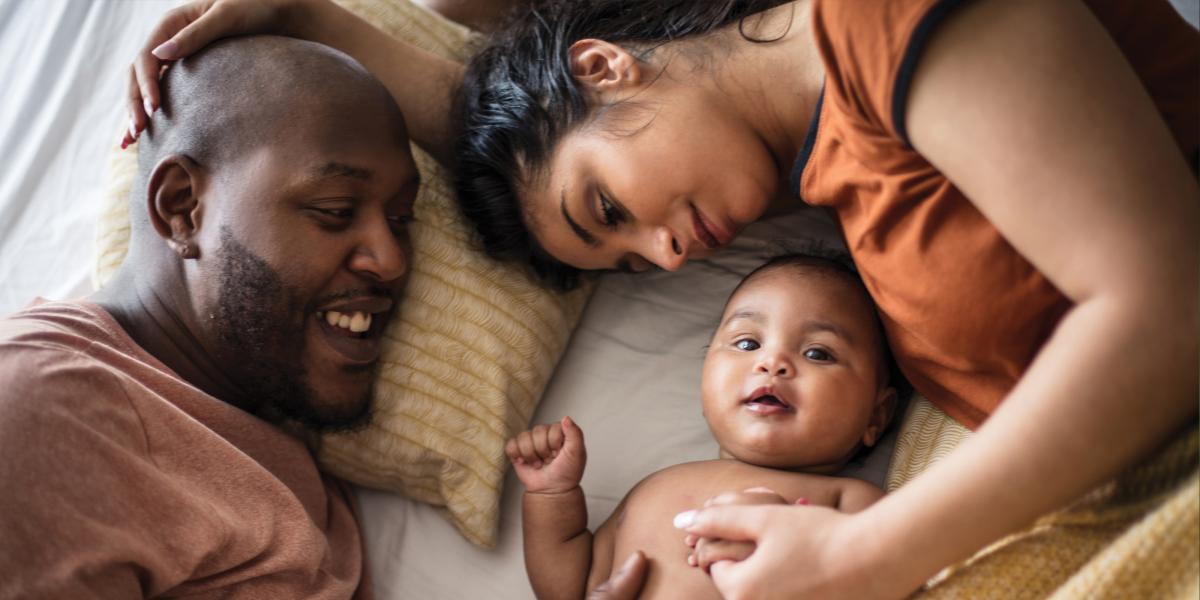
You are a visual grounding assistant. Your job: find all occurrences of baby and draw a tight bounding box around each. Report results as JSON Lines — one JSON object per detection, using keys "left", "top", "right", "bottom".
{"left": 507, "top": 254, "right": 904, "bottom": 599}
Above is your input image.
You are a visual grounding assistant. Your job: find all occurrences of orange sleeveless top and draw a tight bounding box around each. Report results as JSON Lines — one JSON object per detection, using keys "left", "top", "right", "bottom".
{"left": 796, "top": 0, "right": 1198, "bottom": 428}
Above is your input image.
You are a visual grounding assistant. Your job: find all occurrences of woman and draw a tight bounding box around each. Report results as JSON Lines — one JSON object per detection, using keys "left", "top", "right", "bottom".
{"left": 126, "top": 0, "right": 1199, "bottom": 597}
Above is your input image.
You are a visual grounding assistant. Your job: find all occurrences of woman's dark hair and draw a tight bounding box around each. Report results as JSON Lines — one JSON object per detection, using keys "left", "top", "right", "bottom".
{"left": 452, "top": 0, "right": 790, "bottom": 291}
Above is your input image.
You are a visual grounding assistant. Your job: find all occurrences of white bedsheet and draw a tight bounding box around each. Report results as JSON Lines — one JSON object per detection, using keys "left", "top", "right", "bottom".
{"left": 0, "top": 0, "right": 175, "bottom": 315}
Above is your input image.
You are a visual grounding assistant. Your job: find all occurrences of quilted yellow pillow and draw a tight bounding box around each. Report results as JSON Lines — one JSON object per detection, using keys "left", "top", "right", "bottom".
{"left": 93, "top": 0, "right": 591, "bottom": 548}
{"left": 885, "top": 394, "right": 971, "bottom": 492}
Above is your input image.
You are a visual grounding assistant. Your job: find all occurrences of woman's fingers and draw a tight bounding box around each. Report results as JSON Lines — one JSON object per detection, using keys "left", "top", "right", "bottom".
{"left": 154, "top": 2, "right": 249, "bottom": 60}
{"left": 675, "top": 505, "right": 767, "bottom": 542}
{"left": 693, "top": 538, "right": 755, "bottom": 572}
{"left": 122, "top": 66, "right": 143, "bottom": 148}
{"left": 127, "top": 4, "right": 196, "bottom": 142}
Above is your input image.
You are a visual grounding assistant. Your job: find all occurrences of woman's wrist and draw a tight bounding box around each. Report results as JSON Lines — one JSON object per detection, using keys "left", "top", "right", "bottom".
{"left": 282, "top": 0, "right": 337, "bottom": 42}
{"left": 837, "top": 500, "right": 929, "bottom": 598}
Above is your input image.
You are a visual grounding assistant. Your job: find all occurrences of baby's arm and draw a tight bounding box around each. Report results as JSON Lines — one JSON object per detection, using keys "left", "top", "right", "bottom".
{"left": 506, "top": 417, "right": 592, "bottom": 599}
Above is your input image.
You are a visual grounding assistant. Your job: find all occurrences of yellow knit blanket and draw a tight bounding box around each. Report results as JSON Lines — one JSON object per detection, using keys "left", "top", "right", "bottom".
{"left": 887, "top": 397, "right": 1199, "bottom": 598}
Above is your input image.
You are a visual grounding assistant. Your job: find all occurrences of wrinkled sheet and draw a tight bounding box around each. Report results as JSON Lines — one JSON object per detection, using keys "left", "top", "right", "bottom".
{"left": 0, "top": 0, "right": 173, "bottom": 315}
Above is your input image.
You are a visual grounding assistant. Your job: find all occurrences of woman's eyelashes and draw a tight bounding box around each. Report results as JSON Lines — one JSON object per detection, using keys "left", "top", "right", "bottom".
{"left": 599, "top": 191, "right": 622, "bottom": 228}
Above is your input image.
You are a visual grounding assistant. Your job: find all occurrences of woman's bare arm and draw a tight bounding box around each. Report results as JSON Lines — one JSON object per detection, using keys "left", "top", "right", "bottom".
{"left": 289, "top": 0, "right": 462, "bottom": 164}
{"left": 866, "top": 0, "right": 1198, "bottom": 591}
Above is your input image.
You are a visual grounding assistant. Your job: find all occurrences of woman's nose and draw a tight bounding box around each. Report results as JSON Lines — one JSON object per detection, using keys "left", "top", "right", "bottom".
{"left": 644, "top": 226, "right": 687, "bottom": 272}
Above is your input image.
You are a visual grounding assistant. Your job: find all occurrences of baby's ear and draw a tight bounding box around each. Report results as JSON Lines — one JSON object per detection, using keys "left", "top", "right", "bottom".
{"left": 862, "top": 387, "right": 899, "bottom": 447}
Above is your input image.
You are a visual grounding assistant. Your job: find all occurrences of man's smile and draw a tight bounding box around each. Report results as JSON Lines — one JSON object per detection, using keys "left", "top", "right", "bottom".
{"left": 314, "top": 297, "right": 392, "bottom": 365}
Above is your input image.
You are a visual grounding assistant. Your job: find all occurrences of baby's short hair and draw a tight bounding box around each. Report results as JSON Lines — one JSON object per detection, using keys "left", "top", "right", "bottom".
{"left": 731, "top": 250, "right": 914, "bottom": 405}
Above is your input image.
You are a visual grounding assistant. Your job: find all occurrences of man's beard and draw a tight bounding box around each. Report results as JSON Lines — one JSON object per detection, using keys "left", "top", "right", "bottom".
{"left": 212, "top": 227, "right": 373, "bottom": 433}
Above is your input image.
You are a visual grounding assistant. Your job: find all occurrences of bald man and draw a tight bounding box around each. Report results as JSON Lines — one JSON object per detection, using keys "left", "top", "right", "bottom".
{"left": 0, "top": 36, "right": 416, "bottom": 597}
{"left": 0, "top": 32, "right": 654, "bottom": 599}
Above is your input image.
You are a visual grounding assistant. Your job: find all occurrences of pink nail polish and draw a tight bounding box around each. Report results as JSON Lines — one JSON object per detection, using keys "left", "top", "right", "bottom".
{"left": 152, "top": 40, "right": 179, "bottom": 59}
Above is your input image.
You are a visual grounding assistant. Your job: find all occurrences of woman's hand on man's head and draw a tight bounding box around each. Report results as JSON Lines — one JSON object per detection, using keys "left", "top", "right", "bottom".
{"left": 124, "top": 0, "right": 306, "bottom": 149}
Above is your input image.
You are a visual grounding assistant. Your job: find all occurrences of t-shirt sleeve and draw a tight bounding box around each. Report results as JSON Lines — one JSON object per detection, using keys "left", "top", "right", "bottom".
{"left": 811, "top": 0, "right": 969, "bottom": 145}
{"left": 0, "top": 344, "right": 168, "bottom": 598}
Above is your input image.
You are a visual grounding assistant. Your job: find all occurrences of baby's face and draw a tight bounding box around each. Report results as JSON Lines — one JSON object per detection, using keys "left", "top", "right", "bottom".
{"left": 701, "top": 266, "right": 891, "bottom": 472}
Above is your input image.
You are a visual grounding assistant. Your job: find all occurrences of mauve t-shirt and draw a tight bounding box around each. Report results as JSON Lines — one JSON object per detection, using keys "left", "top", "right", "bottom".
{"left": 0, "top": 300, "right": 371, "bottom": 599}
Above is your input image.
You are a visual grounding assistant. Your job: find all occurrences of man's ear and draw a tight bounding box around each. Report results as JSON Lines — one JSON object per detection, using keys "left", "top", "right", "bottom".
{"left": 862, "top": 387, "right": 899, "bottom": 448}
{"left": 146, "top": 154, "right": 206, "bottom": 259}
{"left": 568, "top": 39, "right": 642, "bottom": 93}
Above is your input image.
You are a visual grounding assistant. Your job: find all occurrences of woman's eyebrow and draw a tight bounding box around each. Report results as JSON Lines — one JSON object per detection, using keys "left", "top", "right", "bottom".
{"left": 560, "top": 187, "right": 599, "bottom": 247}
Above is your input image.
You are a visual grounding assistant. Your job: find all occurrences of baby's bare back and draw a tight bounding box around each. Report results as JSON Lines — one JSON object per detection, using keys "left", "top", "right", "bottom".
{"left": 591, "top": 459, "right": 881, "bottom": 599}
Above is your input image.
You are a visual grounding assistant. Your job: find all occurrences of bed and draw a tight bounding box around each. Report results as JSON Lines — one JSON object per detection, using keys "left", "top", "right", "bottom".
{"left": 2, "top": 2, "right": 1196, "bottom": 599}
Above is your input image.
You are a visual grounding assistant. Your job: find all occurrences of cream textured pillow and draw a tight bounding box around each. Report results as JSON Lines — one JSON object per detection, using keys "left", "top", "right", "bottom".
{"left": 93, "top": 0, "right": 591, "bottom": 548}
{"left": 885, "top": 394, "right": 971, "bottom": 492}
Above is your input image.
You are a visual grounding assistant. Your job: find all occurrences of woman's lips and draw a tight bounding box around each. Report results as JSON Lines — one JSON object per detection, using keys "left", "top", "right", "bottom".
{"left": 691, "top": 205, "right": 732, "bottom": 250}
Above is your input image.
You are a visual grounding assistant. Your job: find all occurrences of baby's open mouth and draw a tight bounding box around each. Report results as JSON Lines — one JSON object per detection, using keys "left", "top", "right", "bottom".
{"left": 742, "top": 387, "right": 795, "bottom": 414}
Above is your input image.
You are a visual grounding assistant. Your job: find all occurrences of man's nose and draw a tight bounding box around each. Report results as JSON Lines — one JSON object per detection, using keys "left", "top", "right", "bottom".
{"left": 347, "top": 215, "right": 409, "bottom": 283}
{"left": 644, "top": 226, "right": 687, "bottom": 272}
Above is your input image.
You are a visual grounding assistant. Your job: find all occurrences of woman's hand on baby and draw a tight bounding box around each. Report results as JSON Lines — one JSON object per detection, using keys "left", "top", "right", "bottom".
{"left": 681, "top": 487, "right": 791, "bottom": 573}
{"left": 505, "top": 416, "right": 587, "bottom": 494}
{"left": 123, "top": 0, "right": 302, "bottom": 148}
{"left": 676, "top": 501, "right": 885, "bottom": 600}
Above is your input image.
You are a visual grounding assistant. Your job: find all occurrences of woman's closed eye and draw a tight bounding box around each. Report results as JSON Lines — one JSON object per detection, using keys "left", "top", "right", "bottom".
{"left": 599, "top": 191, "right": 623, "bottom": 228}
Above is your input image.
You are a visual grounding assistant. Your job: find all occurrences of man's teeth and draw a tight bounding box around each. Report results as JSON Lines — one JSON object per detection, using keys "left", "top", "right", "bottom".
{"left": 321, "top": 310, "right": 372, "bottom": 333}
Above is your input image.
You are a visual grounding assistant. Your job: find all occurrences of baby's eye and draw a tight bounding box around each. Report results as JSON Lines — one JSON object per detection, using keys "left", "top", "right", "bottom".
{"left": 734, "top": 339, "right": 760, "bottom": 351}
{"left": 804, "top": 348, "right": 833, "bottom": 362}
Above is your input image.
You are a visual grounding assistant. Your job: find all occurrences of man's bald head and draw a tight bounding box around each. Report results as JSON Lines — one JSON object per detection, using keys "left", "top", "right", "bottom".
{"left": 133, "top": 35, "right": 407, "bottom": 233}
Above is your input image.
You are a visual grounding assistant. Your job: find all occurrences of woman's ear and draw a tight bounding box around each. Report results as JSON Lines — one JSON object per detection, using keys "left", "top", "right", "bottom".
{"left": 568, "top": 39, "right": 642, "bottom": 93}
{"left": 862, "top": 387, "right": 899, "bottom": 447}
{"left": 146, "top": 154, "right": 206, "bottom": 260}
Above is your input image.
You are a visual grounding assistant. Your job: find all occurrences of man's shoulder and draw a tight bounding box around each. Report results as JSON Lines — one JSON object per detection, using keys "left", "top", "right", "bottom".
{"left": 0, "top": 300, "right": 148, "bottom": 436}
{"left": 0, "top": 299, "right": 119, "bottom": 351}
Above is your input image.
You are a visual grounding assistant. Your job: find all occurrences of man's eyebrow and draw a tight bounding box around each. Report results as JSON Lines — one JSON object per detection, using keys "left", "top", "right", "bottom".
{"left": 560, "top": 187, "right": 598, "bottom": 248}
{"left": 310, "top": 162, "right": 373, "bottom": 181}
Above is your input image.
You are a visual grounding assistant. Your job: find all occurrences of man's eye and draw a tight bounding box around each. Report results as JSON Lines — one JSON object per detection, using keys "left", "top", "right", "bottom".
{"left": 599, "top": 192, "right": 621, "bottom": 228}
{"left": 804, "top": 348, "right": 833, "bottom": 362}
{"left": 318, "top": 208, "right": 353, "bottom": 220}
{"left": 734, "top": 339, "right": 760, "bottom": 351}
